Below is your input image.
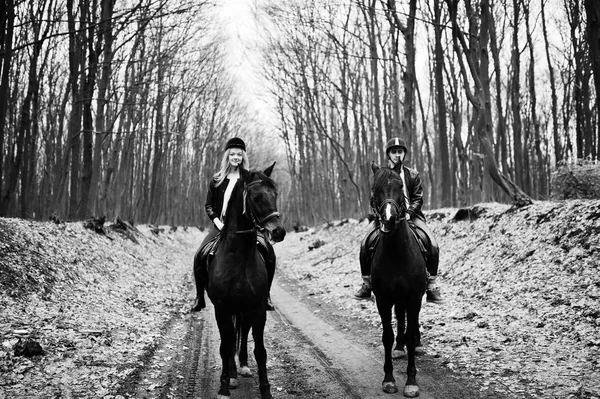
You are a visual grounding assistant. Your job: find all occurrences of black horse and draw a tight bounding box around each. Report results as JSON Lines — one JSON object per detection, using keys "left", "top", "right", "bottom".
{"left": 206, "top": 162, "right": 286, "bottom": 399}
{"left": 370, "top": 162, "right": 427, "bottom": 397}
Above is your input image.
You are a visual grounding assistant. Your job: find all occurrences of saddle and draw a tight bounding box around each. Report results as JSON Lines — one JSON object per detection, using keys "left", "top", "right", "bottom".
{"left": 408, "top": 221, "right": 429, "bottom": 257}
{"left": 197, "top": 233, "right": 221, "bottom": 273}
{"left": 197, "top": 233, "right": 274, "bottom": 273}
{"left": 367, "top": 223, "right": 429, "bottom": 259}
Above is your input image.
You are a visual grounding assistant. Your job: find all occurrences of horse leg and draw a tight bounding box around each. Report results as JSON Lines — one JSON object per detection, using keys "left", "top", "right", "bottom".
{"left": 215, "top": 308, "right": 234, "bottom": 398}
{"left": 392, "top": 307, "right": 406, "bottom": 359}
{"left": 251, "top": 310, "right": 272, "bottom": 399}
{"left": 239, "top": 313, "right": 253, "bottom": 377}
{"left": 228, "top": 316, "right": 238, "bottom": 389}
{"left": 376, "top": 300, "right": 397, "bottom": 394}
{"left": 403, "top": 303, "right": 422, "bottom": 398}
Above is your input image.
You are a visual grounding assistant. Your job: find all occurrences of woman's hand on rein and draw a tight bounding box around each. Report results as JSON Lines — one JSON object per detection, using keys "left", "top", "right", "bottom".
{"left": 213, "top": 218, "right": 224, "bottom": 231}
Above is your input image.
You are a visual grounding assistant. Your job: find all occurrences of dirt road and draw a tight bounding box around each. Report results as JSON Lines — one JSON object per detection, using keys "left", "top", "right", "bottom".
{"left": 117, "top": 276, "right": 511, "bottom": 399}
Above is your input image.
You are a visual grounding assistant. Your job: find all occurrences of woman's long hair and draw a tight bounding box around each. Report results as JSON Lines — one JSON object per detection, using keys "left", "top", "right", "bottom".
{"left": 213, "top": 148, "right": 250, "bottom": 186}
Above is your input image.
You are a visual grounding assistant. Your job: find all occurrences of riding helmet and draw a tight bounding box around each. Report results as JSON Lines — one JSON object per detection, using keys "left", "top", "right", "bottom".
{"left": 385, "top": 137, "right": 408, "bottom": 155}
{"left": 225, "top": 137, "right": 246, "bottom": 152}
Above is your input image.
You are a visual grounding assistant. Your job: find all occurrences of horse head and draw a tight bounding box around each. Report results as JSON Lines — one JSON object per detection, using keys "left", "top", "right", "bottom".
{"left": 244, "top": 161, "right": 286, "bottom": 242}
{"left": 371, "top": 162, "right": 407, "bottom": 233}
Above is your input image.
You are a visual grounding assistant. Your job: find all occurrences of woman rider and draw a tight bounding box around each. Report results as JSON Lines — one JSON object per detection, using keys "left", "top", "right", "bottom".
{"left": 191, "top": 137, "right": 276, "bottom": 312}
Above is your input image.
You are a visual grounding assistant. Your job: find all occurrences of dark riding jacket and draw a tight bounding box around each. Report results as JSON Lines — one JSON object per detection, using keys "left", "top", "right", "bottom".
{"left": 401, "top": 165, "right": 425, "bottom": 222}
{"left": 205, "top": 168, "right": 251, "bottom": 223}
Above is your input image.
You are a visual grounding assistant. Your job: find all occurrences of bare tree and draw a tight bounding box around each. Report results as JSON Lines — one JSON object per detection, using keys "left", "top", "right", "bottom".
{"left": 446, "top": 0, "right": 532, "bottom": 206}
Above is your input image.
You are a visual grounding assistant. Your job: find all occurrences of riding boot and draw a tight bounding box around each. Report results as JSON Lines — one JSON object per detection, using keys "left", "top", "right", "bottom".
{"left": 191, "top": 247, "right": 213, "bottom": 312}
{"left": 258, "top": 234, "right": 276, "bottom": 311}
{"left": 191, "top": 251, "right": 207, "bottom": 312}
{"left": 425, "top": 237, "right": 444, "bottom": 303}
{"left": 354, "top": 275, "right": 372, "bottom": 299}
{"left": 426, "top": 275, "right": 444, "bottom": 304}
{"left": 354, "top": 227, "right": 378, "bottom": 299}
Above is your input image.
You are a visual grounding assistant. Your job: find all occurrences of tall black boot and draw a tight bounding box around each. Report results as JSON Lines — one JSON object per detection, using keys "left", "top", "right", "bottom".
{"left": 258, "top": 235, "right": 276, "bottom": 311}
{"left": 353, "top": 228, "right": 379, "bottom": 299}
{"left": 191, "top": 251, "right": 207, "bottom": 312}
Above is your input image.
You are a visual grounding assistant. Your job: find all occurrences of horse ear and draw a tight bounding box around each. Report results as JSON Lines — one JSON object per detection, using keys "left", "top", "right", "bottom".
{"left": 371, "top": 161, "right": 379, "bottom": 174}
{"left": 264, "top": 161, "right": 276, "bottom": 177}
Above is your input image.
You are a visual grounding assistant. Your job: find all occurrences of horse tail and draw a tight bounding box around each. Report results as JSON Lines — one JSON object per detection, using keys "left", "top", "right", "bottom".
{"left": 234, "top": 313, "right": 242, "bottom": 355}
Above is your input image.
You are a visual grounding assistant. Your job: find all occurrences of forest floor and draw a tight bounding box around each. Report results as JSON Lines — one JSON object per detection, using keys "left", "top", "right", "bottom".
{"left": 0, "top": 199, "right": 599, "bottom": 398}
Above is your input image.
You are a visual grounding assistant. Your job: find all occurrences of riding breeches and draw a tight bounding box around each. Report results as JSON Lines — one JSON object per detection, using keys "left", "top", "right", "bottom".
{"left": 359, "top": 219, "right": 439, "bottom": 277}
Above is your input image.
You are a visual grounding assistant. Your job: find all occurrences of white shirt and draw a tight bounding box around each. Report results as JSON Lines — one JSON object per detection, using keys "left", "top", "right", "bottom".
{"left": 399, "top": 168, "right": 410, "bottom": 209}
{"left": 221, "top": 172, "right": 240, "bottom": 219}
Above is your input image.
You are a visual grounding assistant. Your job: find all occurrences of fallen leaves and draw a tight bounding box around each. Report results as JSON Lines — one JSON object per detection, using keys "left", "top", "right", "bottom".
{"left": 0, "top": 220, "right": 203, "bottom": 398}
{"left": 274, "top": 199, "right": 600, "bottom": 399}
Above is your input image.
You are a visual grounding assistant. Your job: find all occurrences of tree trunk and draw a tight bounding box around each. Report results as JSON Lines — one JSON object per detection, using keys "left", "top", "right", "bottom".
{"left": 585, "top": 0, "right": 600, "bottom": 159}
{"left": 0, "top": 0, "right": 14, "bottom": 216}
{"left": 523, "top": 0, "right": 546, "bottom": 197}
{"left": 79, "top": 0, "right": 100, "bottom": 219}
{"left": 510, "top": 0, "right": 524, "bottom": 190}
{"left": 402, "top": 0, "right": 417, "bottom": 157}
{"left": 434, "top": 0, "right": 450, "bottom": 207}
{"left": 90, "top": 0, "right": 114, "bottom": 215}
{"left": 67, "top": 0, "right": 86, "bottom": 219}
{"left": 541, "top": 0, "right": 561, "bottom": 164}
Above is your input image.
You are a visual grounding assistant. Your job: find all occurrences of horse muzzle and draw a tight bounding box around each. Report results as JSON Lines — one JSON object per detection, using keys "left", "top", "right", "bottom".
{"left": 270, "top": 225, "right": 286, "bottom": 242}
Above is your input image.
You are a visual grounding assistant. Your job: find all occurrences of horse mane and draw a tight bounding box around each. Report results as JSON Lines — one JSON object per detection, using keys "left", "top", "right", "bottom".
{"left": 249, "top": 170, "right": 278, "bottom": 194}
{"left": 372, "top": 167, "right": 402, "bottom": 192}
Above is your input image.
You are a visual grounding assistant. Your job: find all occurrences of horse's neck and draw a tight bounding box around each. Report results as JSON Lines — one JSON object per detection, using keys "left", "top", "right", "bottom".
{"left": 220, "top": 192, "right": 257, "bottom": 252}
{"left": 221, "top": 229, "right": 257, "bottom": 255}
{"left": 382, "top": 221, "right": 413, "bottom": 247}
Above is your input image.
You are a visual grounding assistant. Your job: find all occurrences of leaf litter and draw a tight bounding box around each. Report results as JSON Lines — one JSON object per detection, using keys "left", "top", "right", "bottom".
{"left": 0, "top": 199, "right": 599, "bottom": 398}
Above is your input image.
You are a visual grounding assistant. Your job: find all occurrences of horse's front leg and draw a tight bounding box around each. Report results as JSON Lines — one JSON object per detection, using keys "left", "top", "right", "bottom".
{"left": 376, "top": 299, "right": 397, "bottom": 394}
{"left": 215, "top": 308, "right": 235, "bottom": 398}
{"left": 402, "top": 302, "right": 422, "bottom": 398}
{"left": 392, "top": 306, "right": 406, "bottom": 359}
{"left": 251, "top": 309, "right": 272, "bottom": 399}
{"left": 239, "top": 313, "right": 253, "bottom": 377}
{"left": 228, "top": 320, "right": 238, "bottom": 389}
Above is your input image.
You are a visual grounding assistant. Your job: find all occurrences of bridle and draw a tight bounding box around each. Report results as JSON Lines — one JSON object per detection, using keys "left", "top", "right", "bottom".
{"left": 373, "top": 174, "right": 407, "bottom": 232}
{"left": 243, "top": 179, "right": 280, "bottom": 231}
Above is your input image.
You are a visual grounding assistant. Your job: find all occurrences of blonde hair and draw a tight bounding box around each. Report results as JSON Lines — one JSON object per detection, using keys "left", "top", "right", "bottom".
{"left": 213, "top": 148, "right": 250, "bottom": 186}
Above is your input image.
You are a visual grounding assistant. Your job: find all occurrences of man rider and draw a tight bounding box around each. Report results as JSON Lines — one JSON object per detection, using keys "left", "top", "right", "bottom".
{"left": 353, "top": 137, "right": 444, "bottom": 304}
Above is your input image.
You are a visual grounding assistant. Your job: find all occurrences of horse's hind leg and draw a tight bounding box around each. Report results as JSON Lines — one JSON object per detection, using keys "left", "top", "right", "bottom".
{"left": 251, "top": 310, "right": 273, "bottom": 399}
{"left": 403, "top": 303, "right": 422, "bottom": 398}
{"left": 239, "top": 313, "right": 253, "bottom": 377}
{"left": 376, "top": 300, "right": 397, "bottom": 394}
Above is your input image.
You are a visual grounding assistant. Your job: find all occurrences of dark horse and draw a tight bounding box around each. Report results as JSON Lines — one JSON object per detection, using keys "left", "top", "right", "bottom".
{"left": 207, "top": 162, "right": 286, "bottom": 399}
{"left": 370, "top": 162, "right": 427, "bottom": 397}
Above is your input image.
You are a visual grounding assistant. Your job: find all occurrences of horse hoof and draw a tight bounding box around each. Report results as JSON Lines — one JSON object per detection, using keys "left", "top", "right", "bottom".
{"left": 392, "top": 349, "right": 405, "bottom": 359}
{"left": 217, "top": 395, "right": 230, "bottom": 399}
{"left": 382, "top": 381, "right": 398, "bottom": 394}
{"left": 403, "top": 384, "right": 420, "bottom": 397}
{"left": 240, "top": 366, "right": 253, "bottom": 377}
{"left": 229, "top": 378, "right": 238, "bottom": 389}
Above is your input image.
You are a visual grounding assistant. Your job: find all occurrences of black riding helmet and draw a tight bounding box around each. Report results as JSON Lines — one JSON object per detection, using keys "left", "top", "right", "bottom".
{"left": 385, "top": 137, "right": 408, "bottom": 155}
{"left": 225, "top": 137, "right": 246, "bottom": 152}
